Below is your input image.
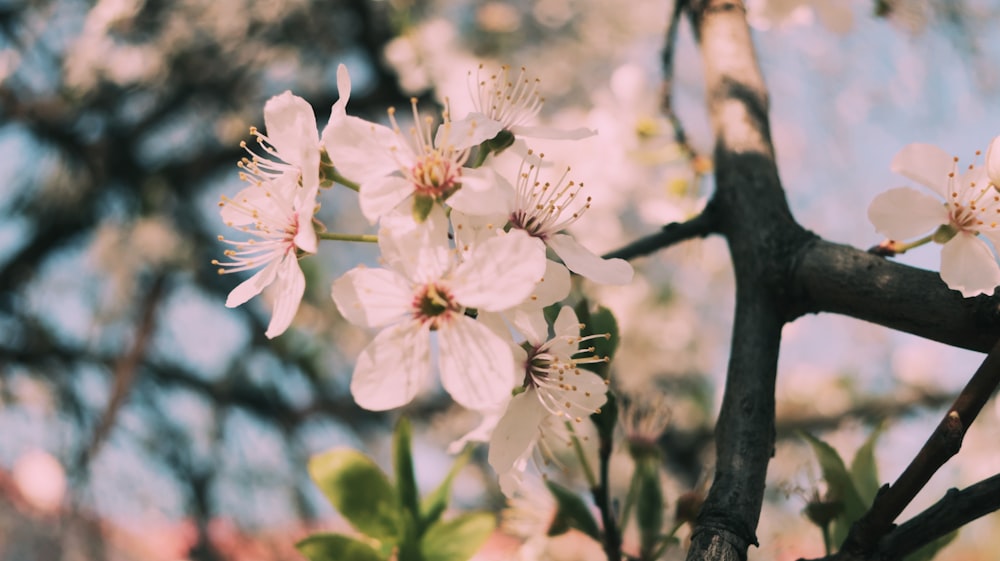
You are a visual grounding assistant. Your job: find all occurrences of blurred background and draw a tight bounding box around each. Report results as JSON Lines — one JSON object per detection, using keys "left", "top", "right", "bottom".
{"left": 2, "top": 0, "right": 1000, "bottom": 560}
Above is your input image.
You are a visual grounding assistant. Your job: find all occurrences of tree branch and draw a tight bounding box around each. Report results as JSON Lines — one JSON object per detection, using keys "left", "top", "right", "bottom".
{"left": 603, "top": 209, "right": 719, "bottom": 261}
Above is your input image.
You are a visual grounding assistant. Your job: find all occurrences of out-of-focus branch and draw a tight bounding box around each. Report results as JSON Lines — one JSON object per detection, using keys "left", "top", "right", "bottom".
{"left": 790, "top": 240, "right": 1000, "bottom": 353}
{"left": 829, "top": 337, "right": 1000, "bottom": 559}
{"left": 603, "top": 209, "right": 719, "bottom": 261}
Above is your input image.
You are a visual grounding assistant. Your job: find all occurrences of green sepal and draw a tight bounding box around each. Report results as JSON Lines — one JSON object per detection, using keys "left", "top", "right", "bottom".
{"left": 295, "top": 533, "right": 385, "bottom": 561}
{"left": 420, "top": 446, "right": 472, "bottom": 531}
{"left": 308, "top": 449, "right": 403, "bottom": 543}
{"left": 419, "top": 513, "right": 496, "bottom": 561}
{"left": 394, "top": 417, "right": 421, "bottom": 521}
{"left": 545, "top": 480, "right": 601, "bottom": 541}
{"left": 412, "top": 194, "right": 435, "bottom": 222}
{"left": 484, "top": 129, "right": 515, "bottom": 154}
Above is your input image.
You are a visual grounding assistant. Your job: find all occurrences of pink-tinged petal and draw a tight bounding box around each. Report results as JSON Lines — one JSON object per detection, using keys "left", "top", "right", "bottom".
{"left": 451, "top": 230, "right": 547, "bottom": 311}
{"left": 293, "top": 209, "right": 318, "bottom": 254}
{"left": 263, "top": 92, "right": 320, "bottom": 174}
{"left": 867, "top": 187, "right": 948, "bottom": 240}
{"left": 359, "top": 174, "right": 412, "bottom": 224}
{"left": 510, "top": 124, "right": 597, "bottom": 140}
{"left": 331, "top": 267, "right": 412, "bottom": 328}
{"left": 438, "top": 315, "right": 517, "bottom": 411}
{"left": 988, "top": 136, "right": 1000, "bottom": 186}
{"left": 265, "top": 256, "right": 306, "bottom": 338}
{"left": 507, "top": 309, "right": 549, "bottom": 346}
{"left": 535, "top": 260, "right": 571, "bottom": 305}
{"left": 497, "top": 456, "right": 528, "bottom": 497}
{"left": 447, "top": 168, "right": 515, "bottom": 216}
{"left": 226, "top": 258, "right": 280, "bottom": 308}
{"left": 331, "top": 64, "right": 352, "bottom": 116}
{"left": 940, "top": 234, "right": 1000, "bottom": 297}
{"left": 351, "top": 321, "right": 431, "bottom": 411}
{"left": 322, "top": 116, "right": 403, "bottom": 182}
{"left": 890, "top": 143, "right": 954, "bottom": 197}
{"left": 547, "top": 305, "right": 581, "bottom": 358}
{"left": 547, "top": 234, "right": 634, "bottom": 285}
{"left": 450, "top": 209, "right": 507, "bottom": 252}
{"left": 475, "top": 310, "right": 518, "bottom": 346}
{"left": 448, "top": 404, "right": 508, "bottom": 453}
{"left": 379, "top": 205, "right": 452, "bottom": 282}
{"left": 488, "top": 391, "right": 548, "bottom": 474}
{"left": 436, "top": 113, "right": 505, "bottom": 150}
{"left": 220, "top": 185, "right": 270, "bottom": 226}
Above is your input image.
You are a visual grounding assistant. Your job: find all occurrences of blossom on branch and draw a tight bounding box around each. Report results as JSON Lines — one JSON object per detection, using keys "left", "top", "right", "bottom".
{"left": 868, "top": 142, "right": 1000, "bottom": 297}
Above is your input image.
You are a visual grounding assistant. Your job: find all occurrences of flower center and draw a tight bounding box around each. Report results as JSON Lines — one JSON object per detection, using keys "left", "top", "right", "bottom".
{"left": 412, "top": 151, "right": 460, "bottom": 198}
{"left": 412, "top": 283, "right": 459, "bottom": 329}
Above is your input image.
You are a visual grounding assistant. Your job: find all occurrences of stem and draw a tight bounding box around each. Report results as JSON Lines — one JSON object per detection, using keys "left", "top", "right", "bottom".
{"left": 317, "top": 232, "right": 377, "bottom": 243}
{"left": 822, "top": 522, "right": 832, "bottom": 556}
{"left": 330, "top": 169, "right": 361, "bottom": 192}
{"left": 567, "top": 423, "right": 598, "bottom": 489}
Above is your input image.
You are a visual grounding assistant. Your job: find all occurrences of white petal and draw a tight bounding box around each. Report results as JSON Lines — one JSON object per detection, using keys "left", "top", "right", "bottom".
{"left": 451, "top": 230, "right": 547, "bottom": 311}
{"left": 436, "top": 113, "right": 505, "bottom": 150}
{"left": 939, "top": 234, "right": 1000, "bottom": 297}
{"left": 448, "top": 405, "right": 508, "bottom": 453}
{"left": 547, "top": 234, "right": 634, "bottom": 285}
{"left": 331, "top": 267, "right": 412, "bottom": 328}
{"left": 379, "top": 205, "right": 453, "bottom": 282}
{"left": 263, "top": 92, "right": 320, "bottom": 187}
{"left": 293, "top": 206, "right": 318, "bottom": 254}
{"left": 488, "top": 391, "right": 548, "bottom": 474}
{"left": 867, "top": 187, "right": 948, "bottom": 240}
{"left": 534, "top": 260, "right": 571, "bottom": 306}
{"left": 507, "top": 308, "right": 549, "bottom": 346}
{"left": 447, "top": 167, "right": 514, "bottom": 216}
{"left": 510, "top": 124, "right": 597, "bottom": 140}
{"left": 890, "top": 143, "right": 954, "bottom": 197}
{"left": 359, "top": 174, "right": 412, "bottom": 224}
{"left": 351, "top": 321, "right": 431, "bottom": 411}
{"left": 322, "top": 115, "right": 403, "bottom": 182}
{"left": 332, "top": 64, "right": 352, "bottom": 115}
{"left": 438, "top": 315, "right": 517, "bottom": 411}
{"left": 547, "top": 305, "right": 581, "bottom": 358}
{"left": 225, "top": 258, "right": 280, "bottom": 308}
{"left": 450, "top": 209, "right": 507, "bottom": 252}
{"left": 987, "top": 136, "right": 1000, "bottom": 186}
{"left": 265, "top": 256, "right": 306, "bottom": 338}
{"left": 220, "top": 185, "right": 270, "bottom": 226}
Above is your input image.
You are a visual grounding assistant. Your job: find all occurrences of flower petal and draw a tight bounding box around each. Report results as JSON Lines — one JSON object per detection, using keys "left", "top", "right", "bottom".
{"left": 890, "top": 143, "right": 954, "bottom": 197}
{"left": 225, "top": 258, "right": 280, "bottom": 308}
{"left": 263, "top": 91, "right": 320, "bottom": 189}
{"left": 322, "top": 115, "right": 402, "bottom": 182}
{"left": 510, "top": 124, "right": 597, "bottom": 140}
{"left": 987, "top": 136, "right": 1000, "bottom": 187}
{"left": 379, "top": 205, "right": 452, "bottom": 283}
{"left": 265, "top": 256, "right": 306, "bottom": 338}
{"left": 438, "top": 315, "right": 517, "bottom": 411}
{"left": 488, "top": 391, "right": 548, "bottom": 474}
{"left": 450, "top": 209, "right": 507, "bottom": 252}
{"left": 331, "top": 267, "right": 412, "bottom": 328}
{"left": 359, "top": 174, "right": 412, "bottom": 224}
{"left": 332, "top": 64, "right": 352, "bottom": 116}
{"left": 939, "top": 234, "right": 1000, "bottom": 297}
{"left": 867, "top": 187, "right": 948, "bottom": 240}
{"left": 351, "top": 320, "right": 431, "bottom": 411}
{"left": 447, "top": 167, "right": 515, "bottom": 216}
{"left": 547, "top": 234, "right": 634, "bottom": 285}
{"left": 436, "top": 113, "right": 505, "bottom": 151}
{"left": 451, "top": 230, "right": 547, "bottom": 311}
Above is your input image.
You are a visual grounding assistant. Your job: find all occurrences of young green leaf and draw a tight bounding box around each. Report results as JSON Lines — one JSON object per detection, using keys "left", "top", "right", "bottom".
{"left": 850, "top": 425, "right": 884, "bottom": 505}
{"left": 635, "top": 459, "right": 665, "bottom": 559}
{"left": 394, "top": 417, "right": 421, "bottom": 521}
{"left": 800, "top": 432, "right": 867, "bottom": 546}
{"left": 308, "top": 449, "right": 403, "bottom": 543}
{"left": 419, "top": 513, "right": 496, "bottom": 561}
{"left": 545, "top": 480, "right": 601, "bottom": 541}
{"left": 296, "top": 533, "right": 385, "bottom": 561}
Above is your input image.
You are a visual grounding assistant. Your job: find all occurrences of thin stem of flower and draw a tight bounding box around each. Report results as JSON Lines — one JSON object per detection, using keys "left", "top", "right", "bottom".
{"left": 330, "top": 169, "right": 361, "bottom": 191}
{"left": 318, "top": 232, "right": 378, "bottom": 243}
{"left": 566, "top": 421, "right": 598, "bottom": 489}
{"left": 893, "top": 232, "right": 935, "bottom": 254}
{"left": 620, "top": 467, "right": 642, "bottom": 531}
{"left": 821, "top": 521, "right": 832, "bottom": 555}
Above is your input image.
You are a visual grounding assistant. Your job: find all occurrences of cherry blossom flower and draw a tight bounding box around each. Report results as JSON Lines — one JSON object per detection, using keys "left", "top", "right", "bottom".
{"left": 330, "top": 206, "right": 547, "bottom": 411}
{"left": 868, "top": 142, "right": 1000, "bottom": 297}
{"left": 321, "top": 96, "right": 507, "bottom": 224}
{"left": 488, "top": 306, "right": 609, "bottom": 495}
{"left": 987, "top": 135, "right": 1000, "bottom": 188}
{"left": 215, "top": 85, "right": 335, "bottom": 338}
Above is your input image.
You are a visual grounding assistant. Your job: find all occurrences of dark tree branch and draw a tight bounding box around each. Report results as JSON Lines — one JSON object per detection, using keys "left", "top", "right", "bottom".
{"left": 603, "top": 208, "right": 719, "bottom": 261}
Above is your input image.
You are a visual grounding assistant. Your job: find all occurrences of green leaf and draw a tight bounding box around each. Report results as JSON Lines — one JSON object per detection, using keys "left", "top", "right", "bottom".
{"left": 635, "top": 460, "right": 665, "bottom": 559}
{"left": 800, "top": 432, "right": 867, "bottom": 545}
{"left": 296, "top": 533, "right": 385, "bottom": 561}
{"left": 574, "top": 301, "right": 620, "bottom": 379}
{"left": 591, "top": 391, "right": 618, "bottom": 444}
{"left": 420, "top": 513, "right": 496, "bottom": 561}
{"left": 308, "top": 449, "right": 403, "bottom": 543}
{"left": 903, "top": 529, "right": 958, "bottom": 561}
{"left": 545, "top": 480, "right": 601, "bottom": 541}
{"left": 394, "top": 417, "right": 420, "bottom": 521}
{"left": 420, "top": 447, "right": 472, "bottom": 531}
{"left": 850, "top": 426, "right": 884, "bottom": 504}
{"left": 412, "top": 194, "right": 434, "bottom": 223}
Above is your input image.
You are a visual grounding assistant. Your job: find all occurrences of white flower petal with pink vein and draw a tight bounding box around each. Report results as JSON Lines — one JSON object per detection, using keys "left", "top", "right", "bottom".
{"left": 867, "top": 187, "right": 949, "bottom": 240}
{"left": 450, "top": 230, "right": 546, "bottom": 311}
{"left": 226, "top": 258, "right": 280, "bottom": 308}
{"left": 379, "top": 205, "right": 452, "bottom": 283}
{"left": 940, "top": 234, "right": 1000, "bottom": 297}
{"left": 322, "top": 116, "right": 402, "bottom": 182}
{"left": 547, "top": 234, "right": 634, "bottom": 285}
{"left": 293, "top": 211, "right": 318, "bottom": 253}
{"left": 446, "top": 168, "right": 514, "bottom": 216}
{"left": 263, "top": 93, "right": 320, "bottom": 192}
{"left": 438, "top": 315, "right": 517, "bottom": 411}
{"left": 488, "top": 391, "right": 548, "bottom": 474}
{"left": 265, "top": 256, "right": 306, "bottom": 338}
{"left": 359, "top": 174, "right": 412, "bottom": 224}
{"left": 436, "top": 114, "right": 504, "bottom": 150}
{"left": 890, "top": 143, "right": 953, "bottom": 197}
{"left": 331, "top": 267, "right": 412, "bottom": 328}
{"left": 986, "top": 136, "right": 1000, "bottom": 186}
{"left": 351, "top": 320, "right": 432, "bottom": 411}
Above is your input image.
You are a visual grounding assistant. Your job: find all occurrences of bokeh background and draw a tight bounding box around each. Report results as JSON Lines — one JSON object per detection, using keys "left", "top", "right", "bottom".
{"left": 2, "top": 0, "right": 1000, "bottom": 559}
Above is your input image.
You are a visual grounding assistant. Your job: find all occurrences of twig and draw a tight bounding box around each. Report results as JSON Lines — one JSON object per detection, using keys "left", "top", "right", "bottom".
{"left": 835, "top": 337, "right": 1000, "bottom": 559}
{"left": 661, "top": 0, "right": 693, "bottom": 151}
{"left": 603, "top": 209, "right": 718, "bottom": 261}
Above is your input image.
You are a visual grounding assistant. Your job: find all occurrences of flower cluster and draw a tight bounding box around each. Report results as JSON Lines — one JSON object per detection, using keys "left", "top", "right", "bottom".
{"left": 868, "top": 136, "right": 1000, "bottom": 297}
{"left": 216, "top": 64, "right": 632, "bottom": 492}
